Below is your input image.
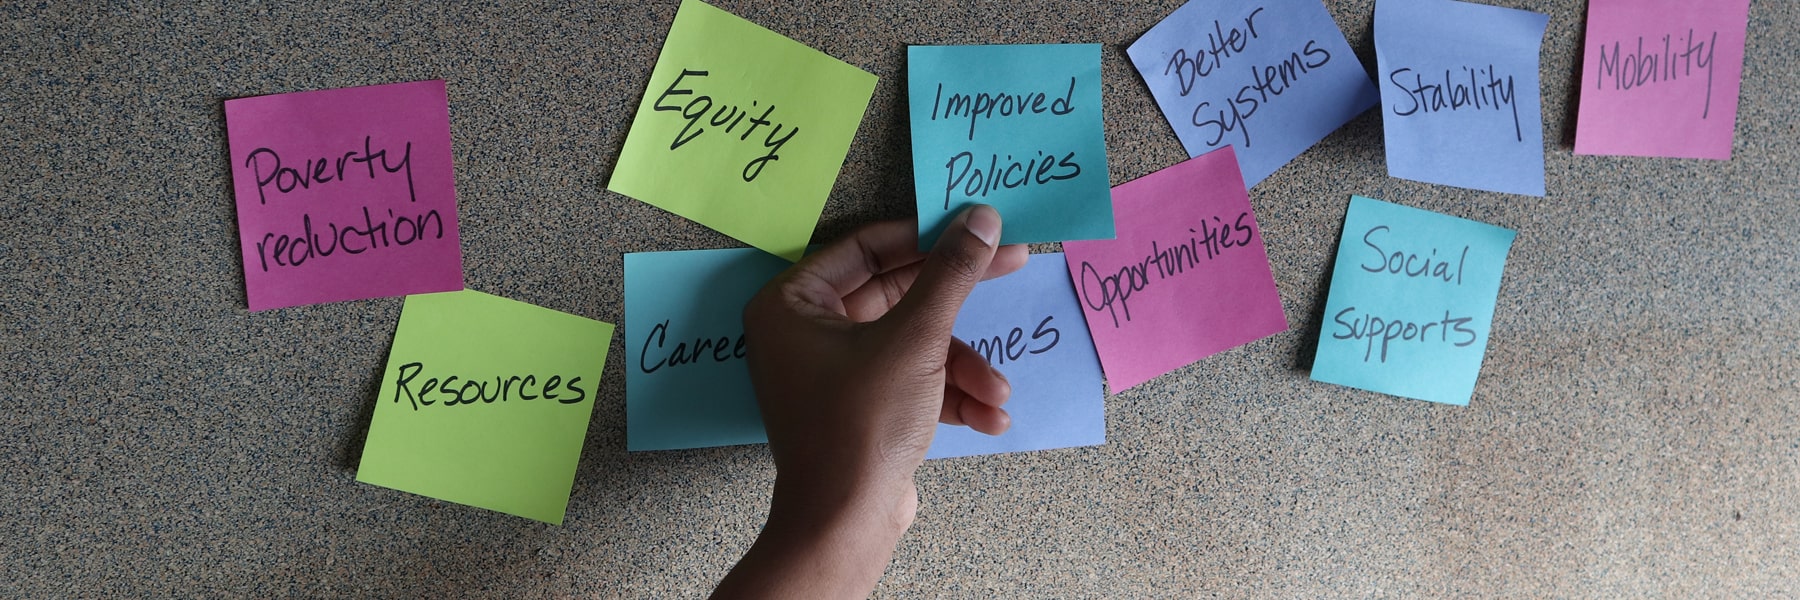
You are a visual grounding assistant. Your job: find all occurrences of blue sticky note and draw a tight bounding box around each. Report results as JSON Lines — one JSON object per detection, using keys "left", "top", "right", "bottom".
{"left": 1127, "top": 0, "right": 1378, "bottom": 188}
{"left": 1375, "top": 0, "right": 1549, "bottom": 196}
{"left": 1310, "top": 196, "right": 1516, "bottom": 405}
{"left": 908, "top": 44, "right": 1114, "bottom": 248}
{"left": 624, "top": 249, "right": 1106, "bottom": 458}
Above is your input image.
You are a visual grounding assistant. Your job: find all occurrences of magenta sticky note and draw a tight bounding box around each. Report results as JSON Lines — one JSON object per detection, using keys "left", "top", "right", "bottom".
{"left": 1061, "top": 147, "right": 1288, "bottom": 392}
{"left": 1574, "top": 0, "right": 1750, "bottom": 160}
{"left": 225, "top": 80, "right": 464, "bottom": 311}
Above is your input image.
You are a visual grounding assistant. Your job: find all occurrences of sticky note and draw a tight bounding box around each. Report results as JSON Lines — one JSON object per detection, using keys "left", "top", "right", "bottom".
{"left": 609, "top": 0, "right": 877, "bottom": 261}
{"left": 1574, "top": 0, "right": 1750, "bottom": 160}
{"left": 1310, "top": 196, "right": 1516, "bottom": 405}
{"left": 225, "top": 80, "right": 464, "bottom": 311}
{"left": 1062, "top": 147, "right": 1287, "bottom": 392}
{"left": 908, "top": 44, "right": 1113, "bottom": 248}
{"left": 1375, "top": 0, "right": 1549, "bottom": 196}
{"left": 625, "top": 249, "right": 1105, "bottom": 458}
{"left": 934, "top": 253, "right": 1106, "bottom": 458}
{"left": 1127, "top": 0, "right": 1378, "bottom": 188}
{"left": 624, "top": 247, "right": 789, "bottom": 451}
{"left": 356, "top": 290, "right": 615, "bottom": 524}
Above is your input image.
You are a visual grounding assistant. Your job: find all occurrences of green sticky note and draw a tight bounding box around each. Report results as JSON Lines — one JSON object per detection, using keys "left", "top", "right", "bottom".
{"left": 608, "top": 0, "right": 878, "bottom": 261}
{"left": 355, "top": 290, "right": 615, "bottom": 524}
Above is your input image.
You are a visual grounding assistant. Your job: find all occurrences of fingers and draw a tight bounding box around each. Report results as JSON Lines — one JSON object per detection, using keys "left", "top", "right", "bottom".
{"left": 840, "top": 244, "right": 1025, "bottom": 322}
{"left": 960, "top": 398, "right": 1011, "bottom": 435}
{"left": 988, "top": 243, "right": 1030, "bottom": 280}
{"left": 758, "top": 219, "right": 927, "bottom": 322}
{"left": 937, "top": 338, "right": 1011, "bottom": 435}
{"left": 945, "top": 338, "right": 1009, "bottom": 408}
{"left": 881, "top": 205, "right": 1002, "bottom": 345}
{"left": 841, "top": 262, "right": 923, "bottom": 323}
{"left": 942, "top": 386, "right": 1012, "bottom": 435}
{"left": 790, "top": 219, "right": 928, "bottom": 299}
{"left": 779, "top": 209, "right": 1021, "bottom": 323}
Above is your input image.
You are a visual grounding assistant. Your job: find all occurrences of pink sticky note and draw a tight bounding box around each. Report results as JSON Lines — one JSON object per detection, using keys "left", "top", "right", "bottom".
{"left": 225, "top": 80, "right": 464, "bottom": 311}
{"left": 1574, "top": 0, "right": 1750, "bottom": 160}
{"left": 1062, "top": 147, "right": 1287, "bottom": 392}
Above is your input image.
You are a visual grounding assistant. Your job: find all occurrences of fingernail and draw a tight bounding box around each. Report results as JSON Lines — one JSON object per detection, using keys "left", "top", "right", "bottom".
{"left": 965, "top": 205, "right": 1000, "bottom": 247}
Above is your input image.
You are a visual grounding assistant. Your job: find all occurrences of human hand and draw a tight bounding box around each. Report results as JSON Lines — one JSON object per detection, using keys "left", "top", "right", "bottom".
{"left": 712, "top": 205, "right": 1027, "bottom": 599}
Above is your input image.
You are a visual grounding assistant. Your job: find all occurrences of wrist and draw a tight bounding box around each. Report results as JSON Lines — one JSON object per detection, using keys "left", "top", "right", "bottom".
{"left": 715, "top": 475, "right": 912, "bottom": 598}
{"left": 713, "top": 479, "right": 915, "bottom": 600}
{"left": 767, "top": 473, "right": 916, "bottom": 547}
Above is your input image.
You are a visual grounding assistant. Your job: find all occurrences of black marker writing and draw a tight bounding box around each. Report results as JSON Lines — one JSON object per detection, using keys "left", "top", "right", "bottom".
{"left": 653, "top": 69, "right": 797, "bottom": 182}
{"left": 1596, "top": 29, "right": 1719, "bottom": 118}
{"left": 931, "top": 77, "right": 1077, "bottom": 140}
{"left": 245, "top": 135, "right": 415, "bottom": 205}
{"left": 1330, "top": 307, "right": 1477, "bottom": 363}
{"left": 1163, "top": 7, "right": 1268, "bottom": 95}
{"left": 943, "top": 150, "right": 1081, "bottom": 209}
{"left": 1387, "top": 65, "right": 1522, "bottom": 142}
{"left": 1158, "top": 6, "right": 1332, "bottom": 149}
{"left": 254, "top": 206, "right": 444, "bottom": 272}
{"left": 1189, "top": 39, "right": 1332, "bottom": 148}
{"left": 1077, "top": 212, "right": 1256, "bottom": 328}
{"left": 391, "top": 362, "right": 588, "bottom": 411}
{"left": 637, "top": 319, "right": 747, "bottom": 374}
{"left": 931, "top": 75, "right": 1087, "bottom": 208}
{"left": 1359, "top": 226, "right": 1468, "bottom": 286}
{"left": 963, "top": 315, "right": 1061, "bottom": 365}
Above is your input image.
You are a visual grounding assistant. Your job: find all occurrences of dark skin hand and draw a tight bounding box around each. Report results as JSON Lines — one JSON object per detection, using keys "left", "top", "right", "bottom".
{"left": 712, "top": 205, "right": 1028, "bottom": 599}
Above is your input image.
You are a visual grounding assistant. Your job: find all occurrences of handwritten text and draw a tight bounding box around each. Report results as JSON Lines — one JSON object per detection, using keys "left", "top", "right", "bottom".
{"left": 1596, "top": 30, "right": 1720, "bottom": 118}
{"left": 1078, "top": 212, "right": 1256, "bottom": 328}
{"left": 654, "top": 69, "right": 798, "bottom": 182}
{"left": 391, "top": 362, "right": 588, "bottom": 411}
{"left": 1387, "top": 65, "right": 1523, "bottom": 142}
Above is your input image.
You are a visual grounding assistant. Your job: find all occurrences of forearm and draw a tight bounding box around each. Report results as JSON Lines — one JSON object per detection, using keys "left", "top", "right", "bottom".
{"left": 711, "top": 477, "right": 916, "bottom": 599}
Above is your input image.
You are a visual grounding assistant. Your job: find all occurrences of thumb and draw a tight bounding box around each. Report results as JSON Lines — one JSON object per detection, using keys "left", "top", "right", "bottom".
{"left": 882, "top": 205, "right": 1002, "bottom": 346}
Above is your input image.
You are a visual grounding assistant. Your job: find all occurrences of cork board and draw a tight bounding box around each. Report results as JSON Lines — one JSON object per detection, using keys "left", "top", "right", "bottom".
{"left": 2, "top": 0, "right": 1795, "bottom": 596}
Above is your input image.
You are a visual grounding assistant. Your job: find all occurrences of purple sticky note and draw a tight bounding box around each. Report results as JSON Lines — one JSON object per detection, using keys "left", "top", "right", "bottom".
{"left": 1574, "top": 0, "right": 1750, "bottom": 160}
{"left": 1375, "top": 0, "right": 1549, "bottom": 197}
{"left": 225, "top": 80, "right": 464, "bottom": 311}
{"left": 1061, "top": 147, "right": 1288, "bottom": 392}
{"left": 935, "top": 252, "right": 1106, "bottom": 459}
{"left": 1126, "top": 0, "right": 1378, "bottom": 188}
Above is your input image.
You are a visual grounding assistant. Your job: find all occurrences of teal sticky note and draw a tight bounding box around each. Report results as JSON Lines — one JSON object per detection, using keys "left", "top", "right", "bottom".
{"left": 623, "top": 247, "right": 788, "bottom": 451}
{"left": 908, "top": 44, "right": 1114, "bottom": 248}
{"left": 1310, "top": 196, "right": 1516, "bottom": 405}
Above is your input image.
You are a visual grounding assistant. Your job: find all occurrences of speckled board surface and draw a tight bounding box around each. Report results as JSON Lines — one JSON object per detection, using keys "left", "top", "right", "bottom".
{"left": 3, "top": 1, "right": 1796, "bottom": 597}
